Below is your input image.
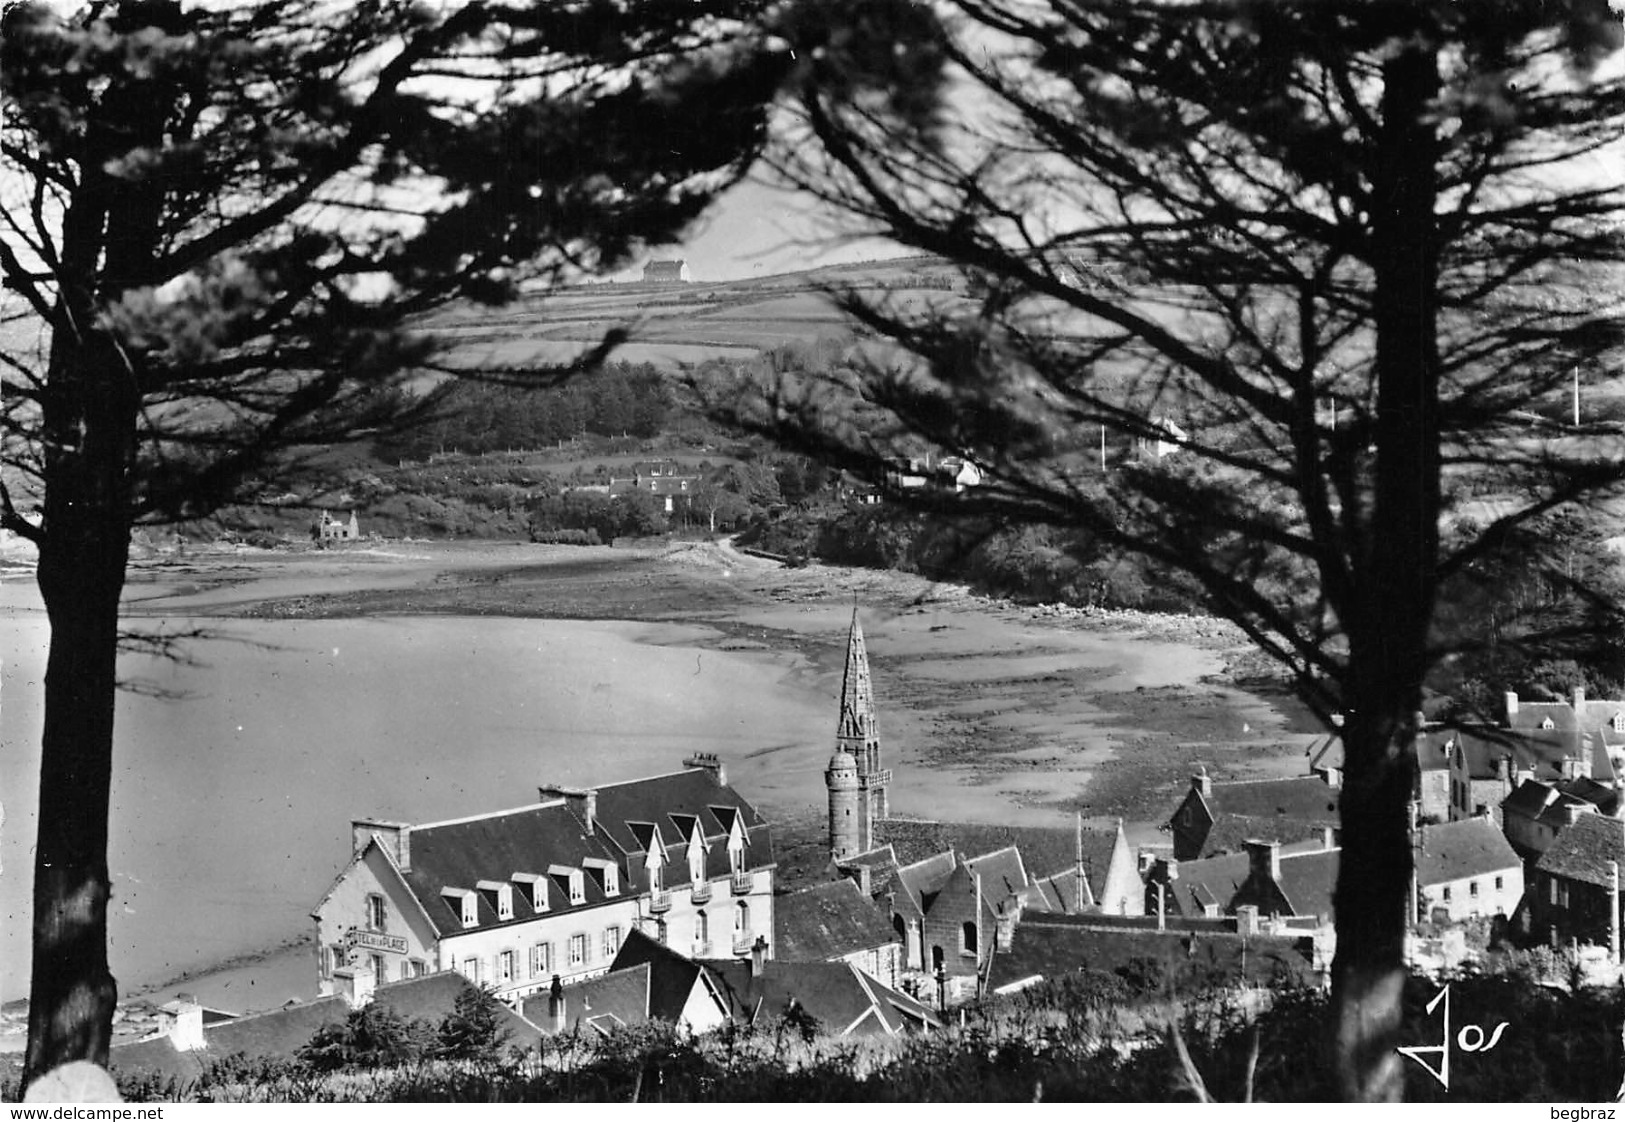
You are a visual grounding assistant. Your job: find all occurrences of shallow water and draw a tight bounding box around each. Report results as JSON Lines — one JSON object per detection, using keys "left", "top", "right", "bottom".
{"left": 1, "top": 583, "right": 830, "bottom": 1005}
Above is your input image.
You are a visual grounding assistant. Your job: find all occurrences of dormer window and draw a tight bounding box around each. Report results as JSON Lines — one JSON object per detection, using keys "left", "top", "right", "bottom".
{"left": 513, "top": 872, "right": 548, "bottom": 913}
{"left": 477, "top": 880, "right": 513, "bottom": 922}
{"left": 1541, "top": 717, "right": 1556, "bottom": 730}
{"left": 1612, "top": 713, "right": 1625, "bottom": 733}
{"left": 571, "top": 871, "right": 585, "bottom": 905}
{"left": 689, "top": 845, "right": 705, "bottom": 885}
{"left": 443, "top": 888, "right": 478, "bottom": 929}
{"left": 583, "top": 857, "right": 619, "bottom": 897}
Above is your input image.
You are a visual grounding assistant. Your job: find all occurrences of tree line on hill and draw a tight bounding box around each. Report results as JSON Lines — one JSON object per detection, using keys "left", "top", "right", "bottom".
{"left": 377, "top": 363, "right": 677, "bottom": 462}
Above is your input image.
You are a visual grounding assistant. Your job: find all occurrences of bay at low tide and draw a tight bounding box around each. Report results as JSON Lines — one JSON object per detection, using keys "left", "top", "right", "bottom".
{"left": 0, "top": 581, "right": 830, "bottom": 1008}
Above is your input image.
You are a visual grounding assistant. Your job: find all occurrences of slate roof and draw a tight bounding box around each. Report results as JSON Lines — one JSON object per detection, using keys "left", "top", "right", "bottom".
{"left": 1450, "top": 727, "right": 1588, "bottom": 781}
{"left": 111, "top": 973, "right": 543, "bottom": 1082}
{"left": 701, "top": 959, "right": 939, "bottom": 1037}
{"left": 1205, "top": 777, "right": 1341, "bottom": 821}
{"left": 892, "top": 851, "right": 957, "bottom": 919}
{"left": 842, "top": 845, "right": 902, "bottom": 897}
{"left": 1271, "top": 849, "right": 1340, "bottom": 921}
{"left": 965, "top": 846, "right": 1030, "bottom": 902}
{"left": 1503, "top": 778, "right": 1562, "bottom": 821}
{"left": 605, "top": 929, "right": 714, "bottom": 1022}
{"left": 388, "top": 768, "right": 773, "bottom": 937}
{"left": 1413, "top": 819, "right": 1520, "bottom": 887}
{"left": 1165, "top": 851, "right": 1251, "bottom": 915}
{"left": 1159, "top": 838, "right": 1330, "bottom": 917}
{"left": 871, "top": 818, "right": 1119, "bottom": 898}
{"left": 872, "top": 819, "right": 1088, "bottom": 881}
{"left": 775, "top": 880, "right": 900, "bottom": 962}
{"left": 521, "top": 964, "right": 651, "bottom": 1036}
{"left": 1200, "top": 814, "right": 1337, "bottom": 858}
{"left": 984, "top": 916, "right": 1316, "bottom": 994}
{"left": 1561, "top": 776, "right": 1621, "bottom": 816}
{"left": 1537, "top": 814, "right": 1625, "bottom": 889}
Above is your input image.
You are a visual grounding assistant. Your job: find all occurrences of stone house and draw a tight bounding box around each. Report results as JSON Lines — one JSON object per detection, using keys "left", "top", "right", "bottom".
{"left": 313, "top": 509, "right": 360, "bottom": 542}
{"left": 1532, "top": 813, "right": 1625, "bottom": 949}
{"left": 312, "top": 755, "right": 776, "bottom": 1005}
{"left": 1411, "top": 816, "right": 1524, "bottom": 923}
{"left": 1501, "top": 777, "right": 1618, "bottom": 863}
{"left": 1165, "top": 769, "right": 1341, "bottom": 860}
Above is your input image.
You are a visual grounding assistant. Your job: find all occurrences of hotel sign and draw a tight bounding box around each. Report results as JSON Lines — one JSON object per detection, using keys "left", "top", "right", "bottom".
{"left": 345, "top": 929, "right": 408, "bottom": 955}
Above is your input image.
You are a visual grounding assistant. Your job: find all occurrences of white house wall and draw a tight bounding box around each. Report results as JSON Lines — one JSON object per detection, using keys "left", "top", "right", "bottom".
{"left": 313, "top": 845, "right": 438, "bottom": 994}
{"left": 436, "top": 897, "right": 645, "bottom": 999}
{"left": 1419, "top": 866, "right": 1525, "bottom": 924}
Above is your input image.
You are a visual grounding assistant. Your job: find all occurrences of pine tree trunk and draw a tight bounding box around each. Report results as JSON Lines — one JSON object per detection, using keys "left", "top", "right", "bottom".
{"left": 1327, "top": 39, "right": 1441, "bottom": 1103}
{"left": 23, "top": 362, "right": 136, "bottom": 1085}
{"left": 24, "top": 556, "right": 125, "bottom": 1084}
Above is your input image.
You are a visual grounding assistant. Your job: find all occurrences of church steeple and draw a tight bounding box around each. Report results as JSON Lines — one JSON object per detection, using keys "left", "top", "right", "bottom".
{"left": 828, "top": 605, "right": 891, "bottom": 861}
{"left": 836, "top": 604, "right": 880, "bottom": 764}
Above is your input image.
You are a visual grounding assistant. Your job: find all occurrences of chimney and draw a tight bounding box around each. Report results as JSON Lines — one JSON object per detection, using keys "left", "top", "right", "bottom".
{"left": 1244, "top": 839, "right": 1281, "bottom": 884}
{"left": 1325, "top": 767, "right": 1341, "bottom": 790}
{"left": 683, "top": 752, "right": 726, "bottom": 786}
{"left": 1191, "top": 767, "right": 1212, "bottom": 799}
{"left": 996, "top": 907, "right": 1018, "bottom": 950}
{"left": 750, "top": 935, "right": 769, "bottom": 978}
{"left": 856, "top": 864, "right": 873, "bottom": 896}
{"left": 548, "top": 974, "right": 565, "bottom": 1033}
{"left": 1576, "top": 686, "right": 1588, "bottom": 722}
{"left": 1236, "top": 904, "right": 1260, "bottom": 937}
{"left": 334, "top": 963, "right": 376, "bottom": 1010}
{"left": 350, "top": 819, "right": 411, "bottom": 872}
{"left": 540, "top": 786, "right": 597, "bottom": 835}
{"left": 1138, "top": 849, "right": 1156, "bottom": 875}
{"left": 1505, "top": 690, "right": 1520, "bottom": 725}
{"left": 1323, "top": 825, "right": 1337, "bottom": 849}
{"left": 157, "top": 997, "right": 206, "bottom": 1052}
{"left": 1565, "top": 803, "right": 1589, "bottom": 827}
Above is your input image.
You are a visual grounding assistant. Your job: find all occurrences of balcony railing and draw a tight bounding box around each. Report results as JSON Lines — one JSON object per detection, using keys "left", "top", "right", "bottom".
{"left": 649, "top": 890, "right": 672, "bottom": 913}
{"left": 732, "top": 933, "right": 756, "bottom": 956}
{"left": 691, "top": 881, "right": 713, "bottom": 904}
{"left": 691, "top": 940, "right": 712, "bottom": 958}
{"left": 730, "top": 871, "right": 753, "bottom": 895}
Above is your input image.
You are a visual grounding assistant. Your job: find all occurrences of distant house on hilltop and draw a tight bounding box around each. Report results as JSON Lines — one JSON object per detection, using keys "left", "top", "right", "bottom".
{"left": 642, "top": 259, "right": 691, "bottom": 284}
{"left": 607, "top": 459, "right": 701, "bottom": 514}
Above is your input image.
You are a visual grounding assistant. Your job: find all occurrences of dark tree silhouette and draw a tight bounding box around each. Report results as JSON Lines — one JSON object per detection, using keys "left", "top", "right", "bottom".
{"left": 0, "top": 0, "right": 782, "bottom": 1087}
{"left": 737, "top": 0, "right": 1625, "bottom": 1099}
